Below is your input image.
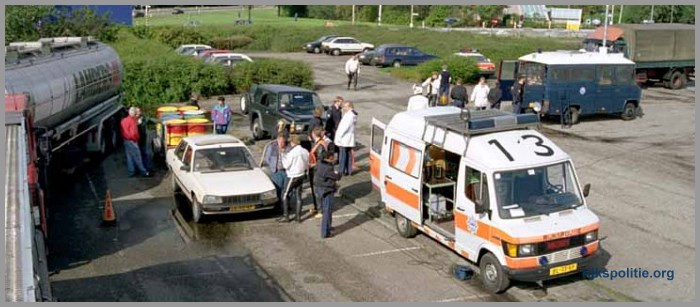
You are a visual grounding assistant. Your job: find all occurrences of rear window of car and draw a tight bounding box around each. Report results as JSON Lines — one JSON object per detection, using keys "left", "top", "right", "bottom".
{"left": 278, "top": 92, "right": 322, "bottom": 110}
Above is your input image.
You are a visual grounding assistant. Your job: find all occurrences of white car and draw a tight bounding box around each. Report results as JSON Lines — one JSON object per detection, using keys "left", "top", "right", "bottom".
{"left": 321, "top": 37, "right": 374, "bottom": 56}
{"left": 175, "top": 44, "right": 213, "bottom": 56}
{"left": 204, "top": 53, "right": 254, "bottom": 67}
{"left": 167, "top": 134, "right": 278, "bottom": 223}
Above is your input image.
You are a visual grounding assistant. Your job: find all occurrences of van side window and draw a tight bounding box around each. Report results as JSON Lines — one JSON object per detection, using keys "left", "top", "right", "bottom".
{"left": 389, "top": 140, "right": 422, "bottom": 178}
{"left": 183, "top": 146, "right": 193, "bottom": 167}
{"left": 465, "top": 167, "right": 489, "bottom": 207}
{"left": 598, "top": 66, "right": 613, "bottom": 85}
{"left": 371, "top": 125, "right": 384, "bottom": 154}
{"left": 615, "top": 66, "right": 635, "bottom": 84}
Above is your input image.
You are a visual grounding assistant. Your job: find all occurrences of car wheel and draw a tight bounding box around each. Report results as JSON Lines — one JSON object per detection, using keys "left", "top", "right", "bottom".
{"left": 393, "top": 60, "right": 402, "bottom": 68}
{"left": 479, "top": 252, "right": 511, "bottom": 294}
{"left": 395, "top": 213, "right": 418, "bottom": 238}
{"left": 192, "top": 197, "right": 203, "bottom": 223}
{"left": 621, "top": 102, "right": 637, "bottom": 121}
{"left": 251, "top": 118, "right": 265, "bottom": 140}
{"left": 363, "top": 48, "right": 370, "bottom": 53}
{"left": 240, "top": 95, "right": 248, "bottom": 115}
{"left": 370, "top": 58, "right": 378, "bottom": 66}
{"left": 313, "top": 47, "right": 321, "bottom": 54}
{"left": 332, "top": 49, "right": 341, "bottom": 56}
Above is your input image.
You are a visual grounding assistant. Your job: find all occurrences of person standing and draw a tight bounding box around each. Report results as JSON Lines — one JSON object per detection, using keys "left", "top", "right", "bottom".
{"left": 187, "top": 93, "right": 200, "bottom": 109}
{"left": 488, "top": 80, "right": 503, "bottom": 110}
{"left": 470, "top": 77, "right": 490, "bottom": 110}
{"left": 211, "top": 96, "right": 232, "bottom": 134}
{"left": 334, "top": 101, "right": 357, "bottom": 176}
{"left": 264, "top": 132, "right": 289, "bottom": 205}
{"left": 309, "top": 106, "right": 324, "bottom": 138}
{"left": 314, "top": 150, "right": 341, "bottom": 239}
{"left": 121, "top": 107, "right": 151, "bottom": 177}
{"left": 511, "top": 76, "right": 525, "bottom": 114}
{"left": 278, "top": 135, "right": 310, "bottom": 223}
{"left": 450, "top": 79, "right": 468, "bottom": 108}
{"left": 308, "top": 127, "right": 328, "bottom": 218}
{"left": 135, "top": 108, "right": 152, "bottom": 173}
{"left": 439, "top": 65, "right": 452, "bottom": 100}
{"left": 422, "top": 71, "right": 441, "bottom": 107}
{"left": 345, "top": 55, "right": 361, "bottom": 90}
{"left": 407, "top": 84, "right": 430, "bottom": 111}
{"left": 325, "top": 97, "right": 344, "bottom": 141}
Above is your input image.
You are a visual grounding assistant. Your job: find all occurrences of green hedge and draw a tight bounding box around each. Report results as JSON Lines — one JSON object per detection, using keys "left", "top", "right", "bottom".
{"left": 416, "top": 56, "right": 481, "bottom": 84}
{"left": 229, "top": 58, "right": 314, "bottom": 92}
{"left": 209, "top": 35, "right": 254, "bottom": 50}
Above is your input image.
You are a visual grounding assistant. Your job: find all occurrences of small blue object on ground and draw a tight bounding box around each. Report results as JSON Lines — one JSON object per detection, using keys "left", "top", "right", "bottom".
{"left": 453, "top": 264, "right": 474, "bottom": 280}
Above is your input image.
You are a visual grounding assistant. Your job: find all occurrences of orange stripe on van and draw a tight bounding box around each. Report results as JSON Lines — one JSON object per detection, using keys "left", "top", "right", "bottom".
{"left": 390, "top": 141, "right": 401, "bottom": 167}
{"left": 405, "top": 148, "right": 416, "bottom": 175}
{"left": 369, "top": 151, "right": 380, "bottom": 180}
{"left": 455, "top": 212, "right": 467, "bottom": 231}
{"left": 386, "top": 181, "right": 419, "bottom": 210}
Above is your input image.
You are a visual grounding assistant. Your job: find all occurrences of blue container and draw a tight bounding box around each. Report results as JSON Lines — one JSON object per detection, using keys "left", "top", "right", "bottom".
{"left": 453, "top": 265, "right": 474, "bottom": 280}
{"left": 161, "top": 113, "right": 182, "bottom": 123}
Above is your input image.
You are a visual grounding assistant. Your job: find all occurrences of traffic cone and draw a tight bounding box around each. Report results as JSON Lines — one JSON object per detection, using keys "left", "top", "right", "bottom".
{"left": 102, "top": 190, "right": 116, "bottom": 226}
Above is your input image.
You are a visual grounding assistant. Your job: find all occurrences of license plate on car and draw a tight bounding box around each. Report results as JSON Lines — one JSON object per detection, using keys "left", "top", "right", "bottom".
{"left": 549, "top": 263, "right": 578, "bottom": 276}
{"left": 230, "top": 205, "right": 256, "bottom": 212}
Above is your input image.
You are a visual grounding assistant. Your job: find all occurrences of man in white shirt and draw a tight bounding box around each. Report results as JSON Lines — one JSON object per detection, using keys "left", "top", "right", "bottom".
{"left": 422, "top": 71, "right": 441, "bottom": 106}
{"left": 345, "top": 55, "right": 361, "bottom": 90}
{"left": 470, "top": 77, "right": 491, "bottom": 110}
{"left": 407, "top": 84, "right": 430, "bottom": 111}
{"left": 278, "top": 135, "right": 310, "bottom": 223}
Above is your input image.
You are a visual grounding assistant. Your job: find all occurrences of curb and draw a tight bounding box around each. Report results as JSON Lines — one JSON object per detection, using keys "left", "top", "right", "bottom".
{"left": 170, "top": 209, "right": 193, "bottom": 244}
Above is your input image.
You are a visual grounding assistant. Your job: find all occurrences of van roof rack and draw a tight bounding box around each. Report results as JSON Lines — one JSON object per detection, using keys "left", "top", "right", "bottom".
{"left": 424, "top": 109, "right": 540, "bottom": 138}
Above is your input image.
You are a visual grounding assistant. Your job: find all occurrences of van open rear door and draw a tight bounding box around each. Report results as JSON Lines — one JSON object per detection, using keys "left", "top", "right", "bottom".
{"left": 498, "top": 60, "right": 519, "bottom": 101}
{"left": 369, "top": 118, "right": 386, "bottom": 191}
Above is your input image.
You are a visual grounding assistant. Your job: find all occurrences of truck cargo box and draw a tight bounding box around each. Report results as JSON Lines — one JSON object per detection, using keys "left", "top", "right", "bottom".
{"left": 586, "top": 24, "right": 695, "bottom": 63}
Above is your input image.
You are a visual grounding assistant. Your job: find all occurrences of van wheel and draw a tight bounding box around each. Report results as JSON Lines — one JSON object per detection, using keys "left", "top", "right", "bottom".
{"left": 621, "top": 102, "right": 637, "bottom": 121}
{"left": 192, "top": 197, "right": 203, "bottom": 223}
{"left": 393, "top": 60, "right": 402, "bottom": 68}
{"left": 240, "top": 95, "right": 249, "bottom": 115}
{"left": 479, "top": 252, "right": 511, "bottom": 294}
{"left": 670, "top": 71, "right": 688, "bottom": 90}
{"left": 395, "top": 213, "right": 418, "bottom": 238}
{"left": 568, "top": 107, "right": 580, "bottom": 125}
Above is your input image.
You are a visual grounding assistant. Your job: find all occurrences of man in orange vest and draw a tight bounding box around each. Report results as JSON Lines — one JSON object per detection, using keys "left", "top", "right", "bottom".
{"left": 308, "top": 127, "right": 329, "bottom": 218}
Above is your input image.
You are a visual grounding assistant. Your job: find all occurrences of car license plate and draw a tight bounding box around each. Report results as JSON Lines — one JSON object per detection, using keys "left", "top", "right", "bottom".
{"left": 549, "top": 263, "right": 578, "bottom": 276}
{"left": 230, "top": 205, "right": 256, "bottom": 212}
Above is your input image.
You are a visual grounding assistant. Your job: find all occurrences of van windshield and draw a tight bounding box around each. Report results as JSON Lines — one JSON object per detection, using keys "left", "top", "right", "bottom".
{"left": 193, "top": 147, "right": 255, "bottom": 173}
{"left": 493, "top": 162, "right": 583, "bottom": 219}
{"left": 278, "top": 92, "right": 322, "bottom": 111}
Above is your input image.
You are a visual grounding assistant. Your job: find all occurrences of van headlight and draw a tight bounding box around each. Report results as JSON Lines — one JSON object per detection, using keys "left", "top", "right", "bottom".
{"left": 518, "top": 244, "right": 537, "bottom": 256}
{"left": 262, "top": 190, "right": 277, "bottom": 200}
{"left": 584, "top": 230, "right": 598, "bottom": 243}
{"left": 532, "top": 102, "right": 543, "bottom": 113}
{"left": 202, "top": 195, "right": 223, "bottom": 204}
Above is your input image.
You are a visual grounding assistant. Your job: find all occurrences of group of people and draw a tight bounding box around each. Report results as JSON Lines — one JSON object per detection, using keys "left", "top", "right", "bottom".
{"left": 412, "top": 65, "right": 507, "bottom": 111}
{"left": 264, "top": 96, "right": 357, "bottom": 239}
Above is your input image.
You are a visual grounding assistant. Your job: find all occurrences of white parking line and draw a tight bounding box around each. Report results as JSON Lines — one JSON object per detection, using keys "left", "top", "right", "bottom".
{"left": 434, "top": 295, "right": 482, "bottom": 302}
{"left": 350, "top": 246, "right": 422, "bottom": 258}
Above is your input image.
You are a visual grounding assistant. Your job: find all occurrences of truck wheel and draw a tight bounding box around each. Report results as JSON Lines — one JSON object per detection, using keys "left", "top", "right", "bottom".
{"left": 251, "top": 118, "right": 265, "bottom": 140}
{"left": 479, "top": 252, "right": 511, "bottom": 294}
{"left": 393, "top": 60, "right": 402, "bottom": 68}
{"left": 332, "top": 49, "right": 341, "bottom": 56}
{"left": 670, "top": 71, "right": 688, "bottom": 90}
{"left": 192, "top": 197, "right": 203, "bottom": 223}
{"left": 568, "top": 107, "right": 580, "bottom": 125}
{"left": 621, "top": 102, "right": 637, "bottom": 121}
{"left": 395, "top": 213, "right": 418, "bottom": 238}
{"left": 240, "top": 95, "right": 249, "bottom": 115}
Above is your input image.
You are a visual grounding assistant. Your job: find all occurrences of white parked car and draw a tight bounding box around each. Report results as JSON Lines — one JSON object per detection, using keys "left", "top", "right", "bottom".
{"left": 175, "top": 44, "right": 213, "bottom": 56}
{"left": 204, "top": 53, "right": 254, "bottom": 67}
{"left": 167, "top": 134, "right": 278, "bottom": 223}
{"left": 321, "top": 37, "right": 374, "bottom": 56}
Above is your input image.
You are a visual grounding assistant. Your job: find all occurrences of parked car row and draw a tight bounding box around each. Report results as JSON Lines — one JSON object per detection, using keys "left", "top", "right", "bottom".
{"left": 175, "top": 44, "right": 253, "bottom": 68}
{"left": 303, "top": 35, "right": 374, "bottom": 56}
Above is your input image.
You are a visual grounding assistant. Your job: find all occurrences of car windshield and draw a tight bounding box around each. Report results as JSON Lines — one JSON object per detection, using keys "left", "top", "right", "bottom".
{"left": 278, "top": 92, "right": 322, "bottom": 111}
{"left": 494, "top": 162, "right": 583, "bottom": 219}
{"left": 193, "top": 147, "right": 255, "bottom": 173}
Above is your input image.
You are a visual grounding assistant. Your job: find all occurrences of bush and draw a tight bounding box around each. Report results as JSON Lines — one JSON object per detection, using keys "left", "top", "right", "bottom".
{"left": 229, "top": 58, "right": 314, "bottom": 92}
{"left": 210, "top": 35, "right": 254, "bottom": 50}
{"left": 416, "top": 56, "right": 481, "bottom": 84}
{"left": 150, "top": 26, "right": 210, "bottom": 48}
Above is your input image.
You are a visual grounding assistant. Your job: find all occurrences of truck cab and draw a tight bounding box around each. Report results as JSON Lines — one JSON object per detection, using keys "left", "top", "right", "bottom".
{"left": 370, "top": 108, "right": 601, "bottom": 293}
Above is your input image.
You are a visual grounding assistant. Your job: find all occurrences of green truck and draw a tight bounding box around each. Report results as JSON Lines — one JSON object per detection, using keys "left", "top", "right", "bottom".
{"left": 583, "top": 23, "right": 694, "bottom": 90}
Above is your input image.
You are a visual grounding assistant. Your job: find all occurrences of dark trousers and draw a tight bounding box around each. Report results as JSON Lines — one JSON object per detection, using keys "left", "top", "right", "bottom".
{"left": 282, "top": 176, "right": 305, "bottom": 222}
{"left": 321, "top": 194, "right": 334, "bottom": 238}
{"left": 139, "top": 144, "right": 151, "bottom": 172}
{"left": 512, "top": 102, "right": 522, "bottom": 114}
{"left": 452, "top": 99, "right": 465, "bottom": 108}
{"left": 309, "top": 168, "right": 318, "bottom": 211}
{"left": 339, "top": 147, "right": 353, "bottom": 175}
{"left": 347, "top": 72, "right": 358, "bottom": 89}
{"left": 428, "top": 94, "right": 438, "bottom": 107}
{"left": 491, "top": 102, "right": 501, "bottom": 110}
{"left": 215, "top": 124, "right": 228, "bottom": 134}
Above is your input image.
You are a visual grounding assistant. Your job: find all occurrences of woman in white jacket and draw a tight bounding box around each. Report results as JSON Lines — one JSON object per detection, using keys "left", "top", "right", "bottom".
{"left": 470, "top": 77, "right": 490, "bottom": 110}
{"left": 422, "top": 71, "right": 441, "bottom": 107}
{"left": 334, "top": 101, "right": 357, "bottom": 176}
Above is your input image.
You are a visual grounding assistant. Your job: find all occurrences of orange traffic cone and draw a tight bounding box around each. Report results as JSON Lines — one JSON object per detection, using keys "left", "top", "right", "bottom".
{"left": 102, "top": 190, "right": 116, "bottom": 226}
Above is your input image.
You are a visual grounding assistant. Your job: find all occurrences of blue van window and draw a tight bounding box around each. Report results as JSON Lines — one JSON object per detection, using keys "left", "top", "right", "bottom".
{"left": 521, "top": 62, "right": 545, "bottom": 85}
{"left": 598, "top": 66, "right": 614, "bottom": 85}
{"left": 551, "top": 67, "right": 595, "bottom": 82}
{"left": 615, "top": 66, "right": 635, "bottom": 84}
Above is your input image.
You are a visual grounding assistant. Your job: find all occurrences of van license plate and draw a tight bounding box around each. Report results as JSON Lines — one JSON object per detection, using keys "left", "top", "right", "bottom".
{"left": 549, "top": 263, "right": 577, "bottom": 276}
{"left": 230, "top": 205, "right": 256, "bottom": 212}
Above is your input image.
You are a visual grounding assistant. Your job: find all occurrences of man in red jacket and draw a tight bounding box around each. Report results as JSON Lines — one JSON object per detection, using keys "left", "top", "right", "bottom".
{"left": 121, "top": 107, "right": 151, "bottom": 177}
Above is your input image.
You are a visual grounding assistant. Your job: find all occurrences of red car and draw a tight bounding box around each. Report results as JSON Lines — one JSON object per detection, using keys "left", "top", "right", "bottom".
{"left": 454, "top": 48, "right": 496, "bottom": 78}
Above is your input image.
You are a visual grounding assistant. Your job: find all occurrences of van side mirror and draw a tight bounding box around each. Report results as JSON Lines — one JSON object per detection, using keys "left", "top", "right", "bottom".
{"left": 180, "top": 165, "right": 190, "bottom": 172}
{"left": 475, "top": 200, "right": 492, "bottom": 220}
{"left": 583, "top": 183, "right": 591, "bottom": 197}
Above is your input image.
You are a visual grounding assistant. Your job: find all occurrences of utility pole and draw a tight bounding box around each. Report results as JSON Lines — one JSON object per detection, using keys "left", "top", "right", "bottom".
{"left": 248, "top": 5, "right": 252, "bottom": 24}
{"left": 410, "top": 5, "right": 414, "bottom": 28}
{"left": 352, "top": 5, "right": 355, "bottom": 25}
{"left": 602, "top": 5, "right": 609, "bottom": 51}
{"left": 610, "top": 5, "right": 615, "bottom": 25}
{"left": 378, "top": 5, "right": 383, "bottom": 26}
{"left": 618, "top": 5, "right": 624, "bottom": 24}
{"left": 670, "top": 5, "right": 674, "bottom": 23}
{"left": 650, "top": 5, "right": 654, "bottom": 23}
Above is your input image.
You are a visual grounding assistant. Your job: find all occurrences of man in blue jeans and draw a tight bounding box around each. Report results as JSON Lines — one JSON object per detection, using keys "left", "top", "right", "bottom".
{"left": 211, "top": 96, "right": 232, "bottom": 134}
{"left": 314, "top": 150, "right": 341, "bottom": 238}
{"left": 264, "top": 132, "right": 289, "bottom": 203}
{"left": 121, "top": 107, "right": 151, "bottom": 177}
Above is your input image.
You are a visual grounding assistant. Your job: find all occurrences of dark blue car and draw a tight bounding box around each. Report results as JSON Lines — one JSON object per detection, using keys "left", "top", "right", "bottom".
{"left": 359, "top": 44, "right": 437, "bottom": 68}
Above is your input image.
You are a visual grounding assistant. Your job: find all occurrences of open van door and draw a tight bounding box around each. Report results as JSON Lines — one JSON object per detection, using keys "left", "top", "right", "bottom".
{"left": 369, "top": 118, "right": 386, "bottom": 191}
{"left": 498, "top": 60, "right": 519, "bottom": 101}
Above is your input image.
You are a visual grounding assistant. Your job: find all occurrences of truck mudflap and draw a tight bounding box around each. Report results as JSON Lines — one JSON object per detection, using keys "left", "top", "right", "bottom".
{"left": 503, "top": 249, "right": 602, "bottom": 282}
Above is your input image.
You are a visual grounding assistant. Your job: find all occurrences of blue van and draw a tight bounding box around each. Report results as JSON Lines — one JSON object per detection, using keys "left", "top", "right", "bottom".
{"left": 360, "top": 44, "right": 437, "bottom": 68}
{"left": 498, "top": 50, "right": 643, "bottom": 124}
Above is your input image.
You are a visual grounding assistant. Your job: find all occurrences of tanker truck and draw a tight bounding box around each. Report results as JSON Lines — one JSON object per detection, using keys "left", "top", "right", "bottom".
{"left": 582, "top": 23, "right": 695, "bottom": 90}
{"left": 4, "top": 36, "right": 125, "bottom": 301}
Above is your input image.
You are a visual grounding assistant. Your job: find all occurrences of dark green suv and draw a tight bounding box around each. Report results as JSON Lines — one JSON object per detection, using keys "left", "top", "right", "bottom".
{"left": 240, "top": 84, "right": 325, "bottom": 142}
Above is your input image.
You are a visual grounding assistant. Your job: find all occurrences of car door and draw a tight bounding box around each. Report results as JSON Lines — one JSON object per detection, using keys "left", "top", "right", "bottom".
{"left": 383, "top": 135, "right": 425, "bottom": 224}
{"left": 347, "top": 38, "right": 362, "bottom": 53}
{"left": 498, "top": 60, "right": 519, "bottom": 101}
{"left": 169, "top": 141, "right": 189, "bottom": 192}
{"left": 259, "top": 141, "right": 273, "bottom": 179}
{"left": 177, "top": 145, "right": 195, "bottom": 198}
{"left": 258, "top": 91, "right": 275, "bottom": 133}
{"left": 455, "top": 163, "right": 491, "bottom": 258}
{"left": 369, "top": 118, "right": 386, "bottom": 191}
